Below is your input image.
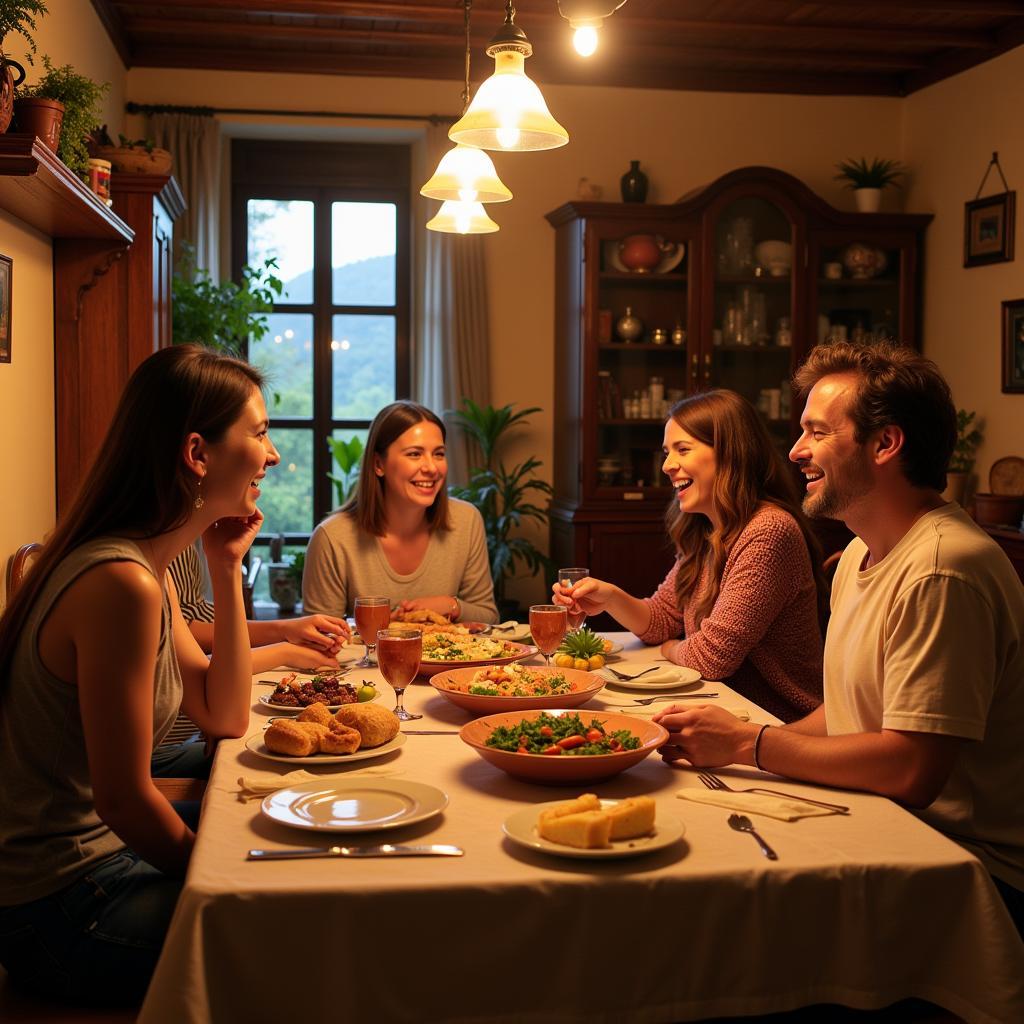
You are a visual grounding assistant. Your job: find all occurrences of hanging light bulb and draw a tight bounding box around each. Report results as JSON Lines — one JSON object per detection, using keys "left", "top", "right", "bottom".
{"left": 449, "top": 1, "right": 568, "bottom": 153}
{"left": 426, "top": 200, "right": 499, "bottom": 235}
{"left": 557, "top": 0, "right": 629, "bottom": 59}
{"left": 421, "top": 144, "right": 512, "bottom": 204}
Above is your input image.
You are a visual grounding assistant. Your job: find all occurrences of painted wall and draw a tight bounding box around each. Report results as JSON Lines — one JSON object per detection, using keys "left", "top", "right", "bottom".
{"left": 0, "top": 2, "right": 125, "bottom": 605}
{"left": 904, "top": 45, "right": 1024, "bottom": 494}
{"left": 125, "top": 67, "right": 904, "bottom": 603}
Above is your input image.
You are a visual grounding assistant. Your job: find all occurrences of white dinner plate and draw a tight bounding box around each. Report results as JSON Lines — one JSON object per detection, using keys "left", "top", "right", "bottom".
{"left": 244, "top": 731, "right": 406, "bottom": 765}
{"left": 503, "top": 799, "right": 685, "bottom": 859}
{"left": 599, "top": 666, "right": 702, "bottom": 691}
{"left": 489, "top": 623, "right": 533, "bottom": 643}
{"left": 256, "top": 690, "right": 378, "bottom": 713}
{"left": 261, "top": 778, "right": 448, "bottom": 833}
{"left": 602, "top": 640, "right": 624, "bottom": 657}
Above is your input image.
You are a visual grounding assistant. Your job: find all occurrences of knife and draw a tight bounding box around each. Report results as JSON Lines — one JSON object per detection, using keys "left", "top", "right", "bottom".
{"left": 247, "top": 843, "right": 464, "bottom": 861}
{"left": 402, "top": 730, "right": 460, "bottom": 735}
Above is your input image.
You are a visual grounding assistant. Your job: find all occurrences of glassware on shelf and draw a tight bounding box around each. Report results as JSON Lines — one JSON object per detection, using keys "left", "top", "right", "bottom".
{"left": 671, "top": 321, "right": 686, "bottom": 346}
{"left": 774, "top": 316, "right": 792, "bottom": 348}
{"left": 616, "top": 306, "right": 643, "bottom": 343}
{"left": 649, "top": 376, "right": 664, "bottom": 408}
{"left": 651, "top": 327, "right": 667, "bottom": 345}
{"left": 722, "top": 216, "right": 754, "bottom": 274}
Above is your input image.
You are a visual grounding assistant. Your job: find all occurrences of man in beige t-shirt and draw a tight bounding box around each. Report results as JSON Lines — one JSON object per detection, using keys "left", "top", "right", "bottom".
{"left": 653, "top": 341, "right": 1024, "bottom": 932}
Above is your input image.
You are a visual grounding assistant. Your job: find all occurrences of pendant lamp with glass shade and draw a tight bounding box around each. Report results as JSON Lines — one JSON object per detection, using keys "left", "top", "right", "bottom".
{"left": 423, "top": 0, "right": 510, "bottom": 234}
{"left": 449, "top": 1, "right": 569, "bottom": 153}
{"left": 557, "top": 0, "right": 629, "bottom": 58}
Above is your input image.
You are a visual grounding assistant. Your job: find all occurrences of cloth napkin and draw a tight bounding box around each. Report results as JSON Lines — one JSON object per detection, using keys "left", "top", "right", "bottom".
{"left": 676, "top": 788, "right": 837, "bottom": 821}
{"left": 235, "top": 766, "right": 402, "bottom": 801}
{"left": 596, "top": 665, "right": 694, "bottom": 686}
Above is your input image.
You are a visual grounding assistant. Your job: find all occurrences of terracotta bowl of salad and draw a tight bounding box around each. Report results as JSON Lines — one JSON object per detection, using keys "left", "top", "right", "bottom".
{"left": 459, "top": 708, "right": 668, "bottom": 785}
{"left": 430, "top": 665, "right": 604, "bottom": 715}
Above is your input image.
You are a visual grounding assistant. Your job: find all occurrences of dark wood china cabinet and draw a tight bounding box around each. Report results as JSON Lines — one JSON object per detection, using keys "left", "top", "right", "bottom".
{"left": 546, "top": 166, "right": 932, "bottom": 603}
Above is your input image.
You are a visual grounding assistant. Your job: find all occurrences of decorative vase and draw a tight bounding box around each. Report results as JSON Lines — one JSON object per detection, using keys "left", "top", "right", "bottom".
{"left": 841, "top": 241, "right": 884, "bottom": 279}
{"left": 618, "top": 233, "right": 674, "bottom": 273}
{"left": 0, "top": 57, "right": 26, "bottom": 134}
{"left": 620, "top": 160, "right": 648, "bottom": 203}
{"left": 854, "top": 187, "right": 882, "bottom": 213}
{"left": 616, "top": 306, "right": 643, "bottom": 343}
{"left": 13, "top": 97, "right": 65, "bottom": 152}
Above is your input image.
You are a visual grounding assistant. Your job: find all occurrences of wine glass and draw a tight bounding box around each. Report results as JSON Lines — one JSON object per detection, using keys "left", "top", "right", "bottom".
{"left": 353, "top": 596, "right": 390, "bottom": 667}
{"left": 558, "top": 567, "right": 589, "bottom": 631}
{"left": 529, "top": 604, "right": 568, "bottom": 669}
{"left": 376, "top": 626, "right": 423, "bottom": 721}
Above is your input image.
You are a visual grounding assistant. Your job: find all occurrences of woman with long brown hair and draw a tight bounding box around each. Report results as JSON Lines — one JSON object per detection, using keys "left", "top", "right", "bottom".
{"left": 303, "top": 400, "right": 497, "bottom": 622}
{"left": 554, "top": 389, "right": 825, "bottom": 721}
{"left": 0, "top": 345, "right": 278, "bottom": 1006}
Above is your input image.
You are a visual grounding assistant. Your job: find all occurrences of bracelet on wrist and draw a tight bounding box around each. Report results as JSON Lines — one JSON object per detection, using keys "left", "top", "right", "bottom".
{"left": 449, "top": 596, "right": 461, "bottom": 621}
{"left": 753, "top": 724, "right": 771, "bottom": 772}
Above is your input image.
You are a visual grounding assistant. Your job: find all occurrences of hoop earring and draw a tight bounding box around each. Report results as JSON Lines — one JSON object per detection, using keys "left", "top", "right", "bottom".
{"left": 194, "top": 480, "right": 205, "bottom": 510}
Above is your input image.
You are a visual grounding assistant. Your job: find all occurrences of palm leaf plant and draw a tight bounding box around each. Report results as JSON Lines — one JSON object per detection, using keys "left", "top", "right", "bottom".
{"left": 327, "top": 435, "right": 364, "bottom": 506}
{"left": 834, "top": 157, "right": 905, "bottom": 191}
{"left": 447, "top": 399, "right": 554, "bottom": 607}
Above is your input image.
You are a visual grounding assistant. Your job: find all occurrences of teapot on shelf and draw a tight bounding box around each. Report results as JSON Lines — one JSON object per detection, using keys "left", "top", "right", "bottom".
{"left": 617, "top": 234, "right": 680, "bottom": 274}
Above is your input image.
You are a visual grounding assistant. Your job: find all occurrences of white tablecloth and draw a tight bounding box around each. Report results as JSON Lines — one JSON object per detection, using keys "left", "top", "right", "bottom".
{"left": 139, "top": 635, "right": 1024, "bottom": 1023}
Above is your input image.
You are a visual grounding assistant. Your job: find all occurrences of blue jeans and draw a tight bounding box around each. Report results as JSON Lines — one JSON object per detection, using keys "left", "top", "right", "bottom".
{"left": 150, "top": 734, "right": 212, "bottom": 780}
{"left": 0, "top": 850, "right": 181, "bottom": 1007}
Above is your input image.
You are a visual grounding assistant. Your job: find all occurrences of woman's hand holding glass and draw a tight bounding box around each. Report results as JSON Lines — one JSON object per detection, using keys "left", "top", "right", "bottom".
{"left": 552, "top": 575, "right": 617, "bottom": 617}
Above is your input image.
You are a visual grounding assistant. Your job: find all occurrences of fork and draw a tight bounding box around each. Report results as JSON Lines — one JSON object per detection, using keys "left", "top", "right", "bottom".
{"left": 602, "top": 665, "right": 661, "bottom": 682}
{"left": 698, "top": 771, "right": 850, "bottom": 814}
{"left": 728, "top": 814, "right": 778, "bottom": 860}
{"left": 628, "top": 692, "right": 719, "bottom": 706}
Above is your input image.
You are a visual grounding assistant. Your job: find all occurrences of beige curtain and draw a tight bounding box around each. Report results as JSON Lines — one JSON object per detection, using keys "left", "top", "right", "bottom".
{"left": 148, "top": 112, "right": 221, "bottom": 277}
{"left": 413, "top": 121, "right": 491, "bottom": 486}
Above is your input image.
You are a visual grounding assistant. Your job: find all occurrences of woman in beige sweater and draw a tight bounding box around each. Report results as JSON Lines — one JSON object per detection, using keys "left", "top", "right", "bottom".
{"left": 303, "top": 401, "right": 497, "bottom": 623}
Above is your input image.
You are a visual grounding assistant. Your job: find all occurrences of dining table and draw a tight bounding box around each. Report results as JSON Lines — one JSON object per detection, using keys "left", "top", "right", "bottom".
{"left": 138, "top": 632, "right": 1024, "bottom": 1024}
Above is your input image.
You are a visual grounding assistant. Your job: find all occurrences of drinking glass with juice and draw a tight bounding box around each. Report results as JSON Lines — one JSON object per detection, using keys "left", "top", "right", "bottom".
{"left": 377, "top": 626, "right": 423, "bottom": 721}
{"left": 529, "top": 604, "right": 568, "bottom": 668}
{"left": 558, "top": 567, "right": 588, "bottom": 630}
{"left": 354, "top": 596, "right": 390, "bottom": 667}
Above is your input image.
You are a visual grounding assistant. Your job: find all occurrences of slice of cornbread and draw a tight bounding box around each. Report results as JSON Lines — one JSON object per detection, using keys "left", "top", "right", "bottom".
{"left": 603, "top": 796, "right": 656, "bottom": 840}
{"left": 537, "top": 793, "right": 601, "bottom": 827}
{"left": 538, "top": 810, "right": 612, "bottom": 849}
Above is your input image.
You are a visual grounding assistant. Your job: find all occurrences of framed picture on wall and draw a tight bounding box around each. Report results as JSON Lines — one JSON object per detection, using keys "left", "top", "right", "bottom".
{"left": 964, "top": 191, "right": 1015, "bottom": 267}
{"left": 1002, "top": 297, "right": 1024, "bottom": 393}
{"left": 0, "top": 253, "right": 11, "bottom": 364}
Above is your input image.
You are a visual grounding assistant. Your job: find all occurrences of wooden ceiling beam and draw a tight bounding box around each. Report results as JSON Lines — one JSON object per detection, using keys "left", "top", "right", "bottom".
{"left": 788, "top": 0, "right": 1024, "bottom": 13}
{"left": 89, "top": 0, "right": 133, "bottom": 67}
{"left": 112, "top": 2, "right": 994, "bottom": 50}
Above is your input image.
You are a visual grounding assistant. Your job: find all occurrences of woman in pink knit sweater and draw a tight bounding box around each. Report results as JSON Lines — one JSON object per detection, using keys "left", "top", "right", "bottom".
{"left": 555, "top": 390, "right": 825, "bottom": 722}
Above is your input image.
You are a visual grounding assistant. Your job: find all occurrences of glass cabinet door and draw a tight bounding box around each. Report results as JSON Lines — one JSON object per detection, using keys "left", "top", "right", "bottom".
{"left": 593, "top": 225, "right": 690, "bottom": 495}
{"left": 710, "top": 197, "right": 796, "bottom": 458}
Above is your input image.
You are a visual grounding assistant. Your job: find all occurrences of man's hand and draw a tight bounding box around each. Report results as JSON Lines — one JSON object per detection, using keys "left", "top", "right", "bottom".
{"left": 397, "top": 596, "right": 456, "bottom": 619}
{"left": 652, "top": 704, "right": 759, "bottom": 768}
{"left": 277, "top": 614, "right": 350, "bottom": 651}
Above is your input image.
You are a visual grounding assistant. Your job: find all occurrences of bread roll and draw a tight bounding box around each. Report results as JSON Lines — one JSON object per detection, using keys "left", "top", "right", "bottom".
{"left": 334, "top": 702, "right": 400, "bottom": 748}
{"left": 319, "top": 719, "right": 361, "bottom": 754}
{"left": 264, "top": 720, "right": 319, "bottom": 756}
{"left": 297, "top": 702, "right": 334, "bottom": 727}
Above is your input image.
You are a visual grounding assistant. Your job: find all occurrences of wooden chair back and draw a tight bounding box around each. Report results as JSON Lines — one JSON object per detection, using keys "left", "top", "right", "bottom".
{"left": 5, "top": 542, "right": 42, "bottom": 599}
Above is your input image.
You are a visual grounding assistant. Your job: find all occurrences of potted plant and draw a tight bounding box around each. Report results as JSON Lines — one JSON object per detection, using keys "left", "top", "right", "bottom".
{"left": 327, "top": 434, "right": 364, "bottom": 506}
{"left": 943, "top": 409, "right": 983, "bottom": 506}
{"left": 14, "top": 56, "right": 108, "bottom": 179}
{"left": 94, "top": 128, "right": 172, "bottom": 175}
{"left": 447, "top": 399, "right": 555, "bottom": 618}
{"left": 172, "top": 242, "right": 283, "bottom": 355}
{"left": 834, "top": 156, "right": 905, "bottom": 213}
{"left": 266, "top": 536, "right": 303, "bottom": 614}
{"left": 0, "top": 0, "right": 47, "bottom": 132}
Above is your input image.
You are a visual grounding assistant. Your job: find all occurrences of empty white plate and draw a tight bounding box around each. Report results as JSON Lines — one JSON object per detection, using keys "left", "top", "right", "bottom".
{"left": 598, "top": 666, "right": 702, "bottom": 691}
{"left": 262, "top": 778, "right": 447, "bottom": 833}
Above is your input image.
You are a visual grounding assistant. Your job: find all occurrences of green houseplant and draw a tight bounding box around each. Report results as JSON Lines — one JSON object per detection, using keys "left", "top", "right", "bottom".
{"left": 172, "top": 242, "right": 283, "bottom": 355}
{"left": 16, "top": 56, "right": 108, "bottom": 178}
{"left": 944, "top": 409, "right": 983, "bottom": 505}
{"left": 327, "top": 435, "right": 364, "bottom": 507}
{"left": 834, "top": 156, "right": 905, "bottom": 213}
{"left": 447, "top": 399, "right": 554, "bottom": 614}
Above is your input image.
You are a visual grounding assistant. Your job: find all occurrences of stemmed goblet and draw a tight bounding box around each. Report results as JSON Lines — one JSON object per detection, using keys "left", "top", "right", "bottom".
{"left": 376, "top": 626, "right": 423, "bottom": 721}
{"left": 354, "top": 596, "right": 390, "bottom": 667}
{"left": 558, "top": 567, "right": 589, "bottom": 631}
{"left": 529, "top": 604, "right": 568, "bottom": 669}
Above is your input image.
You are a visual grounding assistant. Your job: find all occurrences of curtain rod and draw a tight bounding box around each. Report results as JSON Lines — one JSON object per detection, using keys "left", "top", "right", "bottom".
{"left": 125, "top": 101, "right": 453, "bottom": 125}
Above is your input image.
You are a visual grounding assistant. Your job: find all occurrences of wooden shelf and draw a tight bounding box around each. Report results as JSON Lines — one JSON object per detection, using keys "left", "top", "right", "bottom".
{"left": 817, "top": 277, "right": 898, "bottom": 288}
{"left": 0, "top": 134, "right": 132, "bottom": 242}
{"left": 599, "top": 271, "right": 686, "bottom": 284}
{"left": 713, "top": 344, "right": 792, "bottom": 353}
{"left": 598, "top": 342, "right": 685, "bottom": 351}
{"left": 716, "top": 275, "right": 790, "bottom": 285}
{"left": 599, "top": 418, "right": 664, "bottom": 426}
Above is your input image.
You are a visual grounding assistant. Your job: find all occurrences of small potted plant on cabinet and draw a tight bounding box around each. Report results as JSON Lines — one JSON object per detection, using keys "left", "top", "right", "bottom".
{"left": 94, "top": 128, "right": 173, "bottom": 175}
{"left": 14, "top": 55, "right": 108, "bottom": 179}
{"left": 834, "top": 156, "right": 905, "bottom": 213}
{"left": 943, "top": 409, "right": 983, "bottom": 506}
{"left": 0, "top": 0, "right": 47, "bottom": 132}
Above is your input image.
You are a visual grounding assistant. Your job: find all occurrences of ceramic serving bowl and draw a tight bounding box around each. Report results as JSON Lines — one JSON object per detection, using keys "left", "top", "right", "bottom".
{"left": 459, "top": 708, "right": 668, "bottom": 785}
{"left": 754, "top": 240, "right": 792, "bottom": 273}
{"left": 430, "top": 666, "right": 604, "bottom": 715}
